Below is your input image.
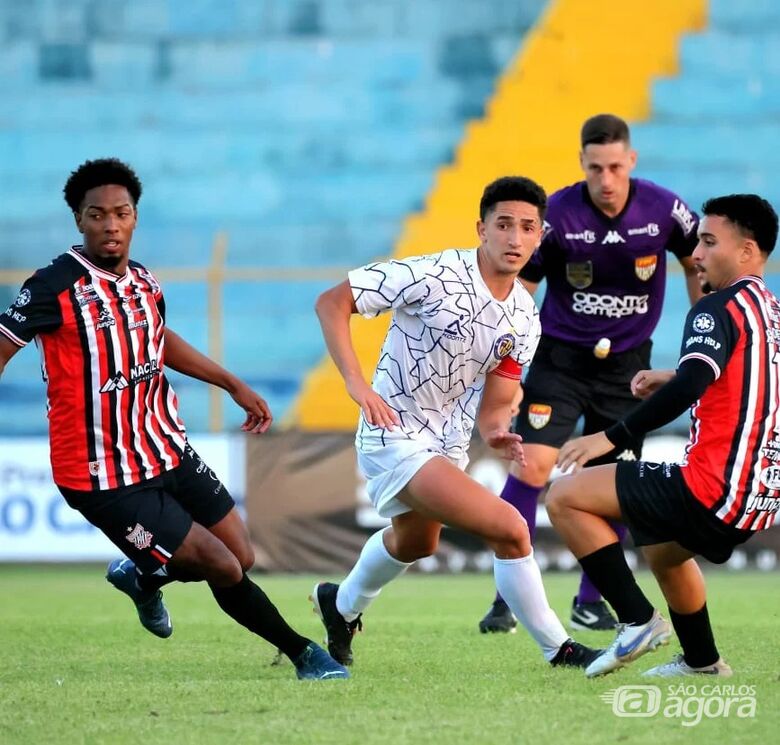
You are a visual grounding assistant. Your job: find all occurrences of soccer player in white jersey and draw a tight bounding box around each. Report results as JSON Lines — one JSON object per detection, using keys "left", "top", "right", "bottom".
{"left": 311, "top": 176, "right": 599, "bottom": 670}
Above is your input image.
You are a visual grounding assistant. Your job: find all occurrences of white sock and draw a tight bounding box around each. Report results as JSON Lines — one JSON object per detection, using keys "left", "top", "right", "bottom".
{"left": 494, "top": 551, "right": 569, "bottom": 661}
{"left": 336, "top": 528, "right": 411, "bottom": 621}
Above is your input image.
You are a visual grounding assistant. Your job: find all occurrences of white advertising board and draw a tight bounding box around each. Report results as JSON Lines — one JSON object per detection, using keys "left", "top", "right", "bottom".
{"left": 0, "top": 435, "right": 245, "bottom": 561}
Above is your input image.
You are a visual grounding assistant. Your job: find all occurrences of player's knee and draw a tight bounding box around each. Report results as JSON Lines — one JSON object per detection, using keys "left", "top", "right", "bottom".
{"left": 393, "top": 533, "right": 438, "bottom": 563}
{"left": 237, "top": 545, "right": 255, "bottom": 573}
{"left": 490, "top": 506, "right": 531, "bottom": 557}
{"left": 544, "top": 478, "right": 572, "bottom": 522}
{"left": 514, "top": 459, "right": 552, "bottom": 488}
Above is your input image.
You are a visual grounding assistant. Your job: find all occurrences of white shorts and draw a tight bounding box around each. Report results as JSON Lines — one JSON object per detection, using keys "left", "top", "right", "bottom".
{"left": 357, "top": 439, "right": 469, "bottom": 519}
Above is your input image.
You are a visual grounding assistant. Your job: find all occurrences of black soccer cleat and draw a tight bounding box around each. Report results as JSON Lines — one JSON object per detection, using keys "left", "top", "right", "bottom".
{"left": 478, "top": 598, "right": 518, "bottom": 634}
{"left": 310, "top": 582, "right": 362, "bottom": 666}
{"left": 569, "top": 597, "right": 618, "bottom": 631}
{"left": 550, "top": 638, "right": 602, "bottom": 669}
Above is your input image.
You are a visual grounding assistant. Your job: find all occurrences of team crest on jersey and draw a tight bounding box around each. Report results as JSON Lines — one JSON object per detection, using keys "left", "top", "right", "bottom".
{"left": 126, "top": 523, "right": 153, "bottom": 550}
{"left": 493, "top": 333, "right": 515, "bottom": 360}
{"left": 527, "top": 403, "right": 552, "bottom": 430}
{"left": 89, "top": 461, "right": 101, "bottom": 475}
{"left": 634, "top": 255, "right": 657, "bottom": 281}
{"left": 565, "top": 261, "right": 593, "bottom": 289}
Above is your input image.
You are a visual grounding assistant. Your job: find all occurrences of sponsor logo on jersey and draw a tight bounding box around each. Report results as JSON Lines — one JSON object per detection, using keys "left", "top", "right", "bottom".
{"left": 443, "top": 318, "right": 467, "bottom": 341}
{"left": 3, "top": 308, "right": 26, "bottom": 323}
{"left": 564, "top": 230, "right": 596, "bottom": 244}
{"left": 601, "top": 230, "right": 625, "bottom": 245}
{"left": 634, "top": 255, "right": 657, "bottom": 281}
{"left": 671, "top": 199, "right": 696, "bottom": 235}
{"left": 565, "top": 261, "right": 593, "bottom": 289}
{"left": 759, "top": 465, "right": 780, "bottom": 490}
{"left": 96, "top": 306, "right": 116, "bottom": 330}
{"left": 126, "top": 523, "right": 153, "bottom": 550}
{"left": 493, "top": 333, "right": 515, "bottom": 359}
{"left": 99, "top": 359, "right": 160, "bottom": 393}
{"left": 14, "top": 288, "right": 31, "bottom": 307}
{"left": 692, "top": 313, "right": 715, "bottom": 334}
{"left": 572, "top": 292, "right": 649, "bottom": 317}
{"left": 627, "top": 223, "right": 660, "bottom": 237}
{"left": 744, "top": 493, "right": 780, "bottom": 515}
{"left": 99, "top": 371, "right": 130, "bottom": 393}
{"left": 527, "top": 403, "right": 552, "bottom": 430}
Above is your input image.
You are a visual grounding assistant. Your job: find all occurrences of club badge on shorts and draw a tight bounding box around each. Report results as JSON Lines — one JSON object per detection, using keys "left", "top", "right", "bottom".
{"left": 126, "top": 523, "right": 153, "bottom": 550}
{"left": 527, "top": 403, "right": 552, "bottom": 430}
{"left": 634, "top": 255, "right": 657, "bottom": 281}
{"left": 565, "top": 261, "right": 593, "bottom": 289}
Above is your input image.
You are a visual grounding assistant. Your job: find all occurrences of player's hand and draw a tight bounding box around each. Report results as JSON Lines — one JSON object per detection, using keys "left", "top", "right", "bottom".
{"left": 630, "top": 369, "right": 675, "bottom": 399}
{"left": 557, "top": 432, "right": 613, "bottom": 472}
{"left": 346, "top": 377, "right": 400, "bottom": 430}
{"left": 485, "top": 429, "right": 526, "bottom": 465}
{"left": 230, "top": 381, "right": 273, "bottom": 434}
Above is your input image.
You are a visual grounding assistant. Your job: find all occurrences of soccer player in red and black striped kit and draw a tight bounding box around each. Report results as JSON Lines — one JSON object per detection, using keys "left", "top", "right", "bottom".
{"left": 546, "top": 193, "right": 779, "bottom": 677}
{"left": 0, "top": 158, "right": 348, "bottom": 681}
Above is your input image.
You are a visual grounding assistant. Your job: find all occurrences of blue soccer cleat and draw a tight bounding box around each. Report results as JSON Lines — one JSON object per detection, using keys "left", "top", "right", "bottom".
{"left": 293, "top": 642, "right": 351, "bottom": 681}
{"left": 106, "top": 558, "right": 172, "bottom": 639}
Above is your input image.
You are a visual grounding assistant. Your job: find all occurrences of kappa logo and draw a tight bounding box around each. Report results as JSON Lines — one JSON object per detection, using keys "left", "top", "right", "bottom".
{"left": 601, "top": 230, "right": 625, "bottom": 245}
{"left": 635, "top": 255, "right": 658, "bottom": 281}
{"left": 99, "top": 371, "right": 129, "bottom": 393}
{"left": 126, "top": 523, "right": 153, "bottom": 551}
{"left": 528, "top": 403, "right": 552, "bottom": 430}
{"left": 616, "top": 449, "right": 637, "bottom": 461}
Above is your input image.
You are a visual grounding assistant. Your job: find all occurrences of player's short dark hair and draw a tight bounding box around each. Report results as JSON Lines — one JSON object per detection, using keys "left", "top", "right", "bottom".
{"left": 479, "top": 176, "right": 547, "bottom": 221}
{"left": 581, "top": 114, "right": 631, "bottom": 149}
{"left": 702, "top": 194, "right": 778, "bottom": 256}
{"left": 63, "top": 158, "right": 142, "bottom": 212}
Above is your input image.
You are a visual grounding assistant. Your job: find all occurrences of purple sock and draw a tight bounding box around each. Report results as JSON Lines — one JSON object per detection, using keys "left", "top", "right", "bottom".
{"left": 494, "top": 474, "right": 542, "bottom": 604}
{"left": 576, "top": 520, "right": 628, "bottom": 604}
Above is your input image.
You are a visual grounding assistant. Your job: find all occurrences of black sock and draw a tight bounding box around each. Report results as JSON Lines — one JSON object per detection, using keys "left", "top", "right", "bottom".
{"left": 578, "top": 543, "right": 654, "bottom": 624}
{"left": 669, "top": 604, "right": 719, "bottom": 668}
{"left": 135, "top": 564, "right": 200, "bottom": 594}
{"left": 211, "top": 573, "right": 310, "bottom": 660}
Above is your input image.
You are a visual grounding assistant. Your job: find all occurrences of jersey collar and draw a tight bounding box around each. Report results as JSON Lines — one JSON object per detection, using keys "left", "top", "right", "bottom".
{"left": 68, "top": 246, "right": 130, "bottom": 283}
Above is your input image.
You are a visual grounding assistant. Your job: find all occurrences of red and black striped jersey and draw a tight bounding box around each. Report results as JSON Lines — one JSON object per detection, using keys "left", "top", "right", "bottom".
{"left": 0, "top": 247, "right": 186, "bottom": 490}
{"left": 679, "top": 275, "right": 780, "bottom": 530}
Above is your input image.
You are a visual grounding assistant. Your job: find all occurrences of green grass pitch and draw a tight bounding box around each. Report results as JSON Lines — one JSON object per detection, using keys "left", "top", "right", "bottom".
{"left": 1, "top": 567, "right": 778, "bottom": 744}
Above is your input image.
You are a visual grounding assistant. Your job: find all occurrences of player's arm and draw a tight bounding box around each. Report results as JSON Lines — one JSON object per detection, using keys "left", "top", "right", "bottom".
{"left": 558, "top": 358, "right": 715, "bottom": 471}
{"left": 163, "top": 328, "right": 271, "bottom": 433}
{"left": 478, "top": 368, "right": 526, "bottom": 464}
{"left": 315, "top": 280, "right": 399, "bottom": 429}
{"left": 0, "top": 335, "right": 21, "bottom": 381}
{"left": 679, "top": 255, "right": 704, "bottom": 305}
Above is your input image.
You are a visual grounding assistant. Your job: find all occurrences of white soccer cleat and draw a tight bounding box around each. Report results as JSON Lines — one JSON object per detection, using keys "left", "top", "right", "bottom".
{"left": 585, "top": 609, "right": 672, "bottom": 678}
{"left": 642, "top": 653, "right": 733, "bottom": 678}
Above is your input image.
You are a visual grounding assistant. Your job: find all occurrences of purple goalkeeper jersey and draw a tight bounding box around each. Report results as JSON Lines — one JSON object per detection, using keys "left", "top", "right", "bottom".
{"left": 520, "top": 178, "right": 698, "bottom": 353}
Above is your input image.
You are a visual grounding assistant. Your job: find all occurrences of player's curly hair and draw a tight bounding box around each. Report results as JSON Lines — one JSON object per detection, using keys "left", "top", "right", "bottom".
{"left": 479, "top": 176, "right": 547, "bottom": 221}
{"left": 63, "top": 158, "right": 142, "bottom": 212}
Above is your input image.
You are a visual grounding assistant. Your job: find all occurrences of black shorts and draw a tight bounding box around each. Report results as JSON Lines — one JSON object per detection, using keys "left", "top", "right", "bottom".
{"left": 616, "top": 461, "right": 753, "bottom": 564}
{"left": 59, "top": 443, "right": 235, "bottom": 574}
{"left": 514, "top": 335, "right": 652, "bottom": 460}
